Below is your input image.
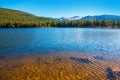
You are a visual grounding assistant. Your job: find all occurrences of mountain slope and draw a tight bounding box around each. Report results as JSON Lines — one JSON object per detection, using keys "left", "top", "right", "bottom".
{"left": 0, "top": 8, "right": 57, "bottom": 27}
{"left": 0, "top": 8, "right": 55, "bottom": 21}
{"left": 81, "top": 15, "right": 120, "bottom": 20}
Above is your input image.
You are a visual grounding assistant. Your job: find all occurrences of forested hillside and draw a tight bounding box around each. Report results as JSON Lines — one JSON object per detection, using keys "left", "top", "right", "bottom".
{"left": 0, "top": 8, "right": 58, "bottom": 28}
{"left": 0, "top": 8, "right": 120, "bottom": 28}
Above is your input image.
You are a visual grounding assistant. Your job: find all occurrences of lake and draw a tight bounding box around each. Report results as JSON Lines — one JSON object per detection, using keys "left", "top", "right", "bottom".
{"left": 1, "top": 28, "right": 120, "bottom": 56}
{"left": 1, "top": 28, "right": 120, "bottom": 80}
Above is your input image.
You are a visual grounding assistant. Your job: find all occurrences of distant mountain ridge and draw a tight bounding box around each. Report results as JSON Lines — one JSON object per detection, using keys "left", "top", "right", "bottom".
{"left": 54, "top": 16, "right": 82, "bottom": 20}
{"left": 54, "top": 15, "right": 120, "bottom": 21}
{"left": 81, "top": 15, "right": 120, "bottom": 20}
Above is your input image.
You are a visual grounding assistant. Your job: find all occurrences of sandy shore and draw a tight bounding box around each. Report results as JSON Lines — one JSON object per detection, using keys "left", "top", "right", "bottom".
{"left": 0, "top": 53, "right": 120, "bottom": 80}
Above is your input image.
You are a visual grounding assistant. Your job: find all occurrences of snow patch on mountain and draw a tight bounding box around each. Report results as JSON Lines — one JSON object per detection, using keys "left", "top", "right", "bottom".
{"left": 54, "top": 16, "right": 82, "bottom": 20}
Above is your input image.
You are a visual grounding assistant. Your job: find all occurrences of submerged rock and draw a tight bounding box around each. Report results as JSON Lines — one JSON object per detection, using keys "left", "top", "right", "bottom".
{"left": 69, "top": 57, "right": 92, "bottom": 64}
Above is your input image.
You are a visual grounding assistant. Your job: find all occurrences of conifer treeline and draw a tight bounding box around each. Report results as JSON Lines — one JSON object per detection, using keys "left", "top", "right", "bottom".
{"left": 56, "top": 20, "right": 120, "bottom": 28}
{"left": 0, "top": 8, "right": 120, "bottom": 28}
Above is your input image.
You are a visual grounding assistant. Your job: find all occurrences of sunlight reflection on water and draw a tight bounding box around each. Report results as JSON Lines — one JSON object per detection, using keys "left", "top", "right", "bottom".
{"left": 0, "top": 28, "right": 120, "bottom": 57}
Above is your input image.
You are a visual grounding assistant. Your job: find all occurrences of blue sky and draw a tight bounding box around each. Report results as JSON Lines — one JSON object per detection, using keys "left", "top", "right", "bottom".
{"left": 0, "top": 0, "right": 120, "bottom": 17}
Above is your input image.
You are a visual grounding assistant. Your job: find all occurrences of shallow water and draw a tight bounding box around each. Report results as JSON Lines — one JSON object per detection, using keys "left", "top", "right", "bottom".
{"left": 1, "top": 28, "right": 120, "bottom": 79}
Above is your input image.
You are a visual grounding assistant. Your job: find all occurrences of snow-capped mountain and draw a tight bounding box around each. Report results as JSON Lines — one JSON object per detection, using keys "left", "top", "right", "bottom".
{"left": 54, "top": 15, "right": 120, "bottom": 21}
{"left": 55, "top": 16, "right": 82, "bottom": 20}
{"left": 71, "top": 16, "right": 82, "bottom": 20}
